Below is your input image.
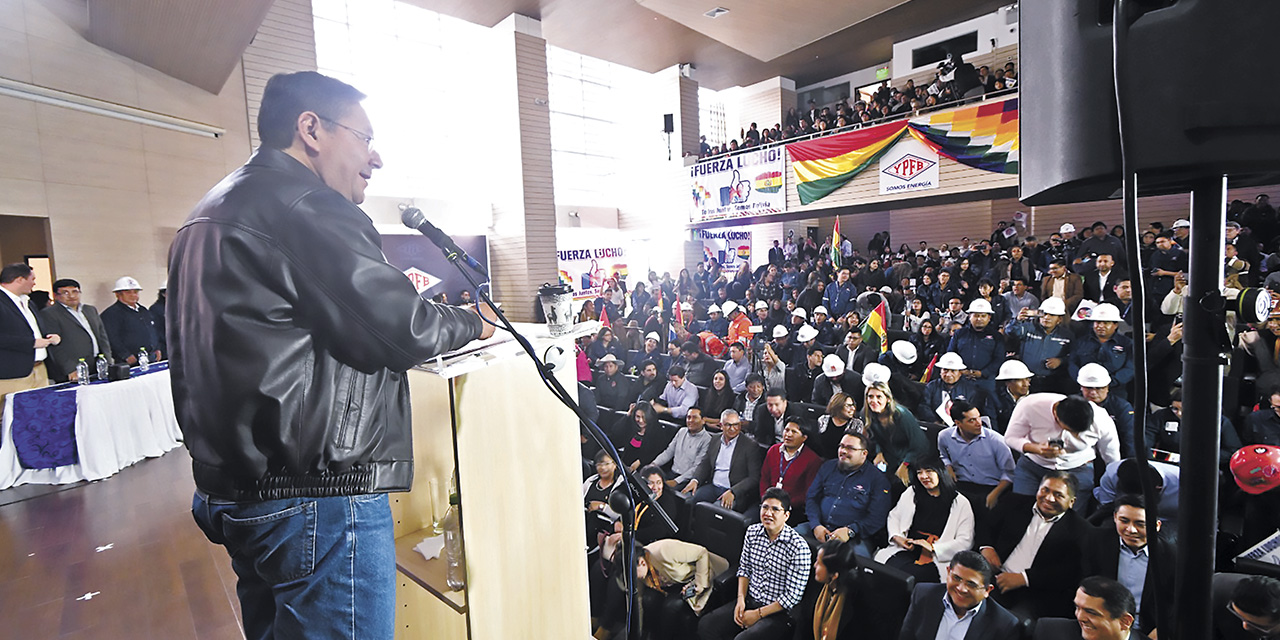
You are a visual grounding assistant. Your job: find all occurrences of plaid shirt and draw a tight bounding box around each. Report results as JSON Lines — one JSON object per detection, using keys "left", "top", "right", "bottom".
{"left": 737, "top": 523, "right": 811, "bottom": 610}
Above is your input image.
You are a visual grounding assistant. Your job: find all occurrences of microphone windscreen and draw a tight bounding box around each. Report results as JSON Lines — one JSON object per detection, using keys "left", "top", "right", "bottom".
{"left": 401, "top": 207, "right": 425, "bottom": 229}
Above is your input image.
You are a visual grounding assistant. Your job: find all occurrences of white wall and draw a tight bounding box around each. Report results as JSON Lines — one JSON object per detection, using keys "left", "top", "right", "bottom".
{"left": 891, "top": 7, "right": 1019, "bottom": 78}
{"left": 796, "top": 63, "right": 889, "bottom": 97}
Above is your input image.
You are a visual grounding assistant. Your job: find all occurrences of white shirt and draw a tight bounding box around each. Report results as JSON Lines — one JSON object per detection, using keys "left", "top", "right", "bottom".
{"left": 935, "top": 594, "right": 982, "bottom": 640}
{"left": 1001, "top": 505, "right": 1065, "bottom": 582}
{"left": 3, "top": 286, "right": 45, "bottom": 362}
{"left": 713, "top": 434, "right": 739, "bottom": 489}
{"left": 1004, "top": 394, "right": 1121, "bottom": 470}
{"left": 60, "top": 303, "right": 99, "bottom": 356}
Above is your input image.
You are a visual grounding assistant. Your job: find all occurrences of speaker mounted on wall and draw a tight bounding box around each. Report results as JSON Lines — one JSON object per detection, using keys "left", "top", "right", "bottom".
{"left": 1019, "top": 0, "right": 1280, "bottom": 206}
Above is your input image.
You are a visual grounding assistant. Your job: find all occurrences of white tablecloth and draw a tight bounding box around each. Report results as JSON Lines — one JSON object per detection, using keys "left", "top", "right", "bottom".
{"left": 0, "top": 369, "right": 182, "bottom": 490}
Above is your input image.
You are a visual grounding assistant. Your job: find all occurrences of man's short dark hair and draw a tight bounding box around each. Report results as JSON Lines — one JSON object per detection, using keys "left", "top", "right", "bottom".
{"left": 592, "top": 449, "right": 615, "bottom": 466}
{"left": 841, "top": 429, "right": 867, "bottom": 450}
{"left": 808, "top": 345, "right": 825, "bottom": 357}
{"left": 51, "top": 278, "right": 81, "bottom": 292}
{"left": 1011, "top": 277, "right": 1027, "bottom": 286}
{"left": 1079, "top": 576, "right": 1135, "bottom": 620}
{"left": 1041, "top": 470, "right": 1080, "bottom": 499}
{"left": 0, "top": 263, "right": 32, "bottom": 284}
{"left": 1113, "top": 493, "right": 1146, "bottom": 512}
{"left": 640, "top": 359, "right": 657, "bottom": 373}
{"left": 785, "top": 418, "right": 814, "bottom": 440}
{"left": 1232, "top": 576, "right": 1280, "bottom": 620}
{"left": 766, "top": 387, "right": 787, "bottom": 400}
{"left": 667, "top": 365, "right": 686, "bottom": 378}
{"left": 1055, "top": 395, "right": 1095, "bottom": 434}
{"left": 1049, "top": 258, "right": 1068, "bottom": 268}
{"left": 745, "top": 373, "right": 765, "bottom": 387}
{"left": 1115, "top": 459, "right": 1164, "bottom": 494}
{"left": 257, "top": 71, "right": 367, "bottom": 150}
{"left": 948, "top": 399, "right": 978, "bottom": 424}
{"left": 681, "top": 340, "right": 701, "bottom": 354}
{"left": 949, "top": 550, "right": 995, "bottom": 588}
{"left": 762, "top": 486, "right": 791, "bottom": 511}
{"left": 729, "top": 342, "right": 745, "bottom": 353}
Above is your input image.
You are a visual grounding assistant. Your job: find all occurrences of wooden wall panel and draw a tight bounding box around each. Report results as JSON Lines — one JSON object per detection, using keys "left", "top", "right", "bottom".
{"left": 0, "top": 0, "right": 255, "bottom": 306}
{"left": 242, "top": 0, "right": 317, "bottom": 149}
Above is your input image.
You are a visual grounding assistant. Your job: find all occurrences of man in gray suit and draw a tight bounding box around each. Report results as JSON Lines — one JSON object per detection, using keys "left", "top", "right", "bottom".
{"left": 40, "top": 278, "right": 113, "bottom": 382}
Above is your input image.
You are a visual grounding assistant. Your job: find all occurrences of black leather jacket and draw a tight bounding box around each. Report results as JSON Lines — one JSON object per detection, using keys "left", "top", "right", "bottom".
{"left": 168, "top": 149, "right": 482, "bottom": 501}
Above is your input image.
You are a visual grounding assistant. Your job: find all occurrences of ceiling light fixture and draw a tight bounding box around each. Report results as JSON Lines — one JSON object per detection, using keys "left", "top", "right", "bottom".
{"left": 0, "top": 77, "right": 225, "bottom": 138}
{"left": 704, "top": 7, "right": 729, "bottom": 18}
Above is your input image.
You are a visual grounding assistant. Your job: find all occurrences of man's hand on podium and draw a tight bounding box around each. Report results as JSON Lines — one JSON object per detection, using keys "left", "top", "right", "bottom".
{"left": 469, "top": 302, "right": 499, "bottom": 340}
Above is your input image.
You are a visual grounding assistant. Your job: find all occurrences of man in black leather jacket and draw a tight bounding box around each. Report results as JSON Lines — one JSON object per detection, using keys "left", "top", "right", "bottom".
{"left": 170, "top": 71, "right": 492, "bottom": 640}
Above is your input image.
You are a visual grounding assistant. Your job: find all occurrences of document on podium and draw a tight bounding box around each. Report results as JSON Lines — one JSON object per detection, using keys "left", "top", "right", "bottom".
{"left": 414, "top": 321, "right": 599, "bottom": 379}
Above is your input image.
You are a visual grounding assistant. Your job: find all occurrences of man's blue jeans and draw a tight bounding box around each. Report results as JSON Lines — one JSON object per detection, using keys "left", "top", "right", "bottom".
{"left": 192, "top": 491, "right": 395, "bottom": 640}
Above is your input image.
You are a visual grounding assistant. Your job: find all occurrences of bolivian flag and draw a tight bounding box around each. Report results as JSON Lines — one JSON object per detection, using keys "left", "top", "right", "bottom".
{"left": 861, "top": 299, "right": 890, "bottom": 354}
{"left": 788, "top": 120, "right": 909, "bottom": 205}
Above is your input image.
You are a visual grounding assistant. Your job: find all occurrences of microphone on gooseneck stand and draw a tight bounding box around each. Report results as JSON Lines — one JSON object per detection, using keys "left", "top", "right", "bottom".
{"left": 399, "top": 205, "right": 488, "bottom": 278}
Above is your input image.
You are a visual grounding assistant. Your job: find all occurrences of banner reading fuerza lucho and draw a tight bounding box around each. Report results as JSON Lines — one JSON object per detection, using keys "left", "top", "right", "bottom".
{"left": 690, "top": 146, "right": 786, "bottom": 223}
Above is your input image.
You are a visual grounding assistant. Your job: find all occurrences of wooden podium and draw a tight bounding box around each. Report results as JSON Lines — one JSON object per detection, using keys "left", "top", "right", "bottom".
{"left": 390, "top": 323, "right": 592, "bottom": 639}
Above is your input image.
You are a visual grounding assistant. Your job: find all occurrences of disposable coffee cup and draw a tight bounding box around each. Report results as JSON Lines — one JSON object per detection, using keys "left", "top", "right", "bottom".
{"left": 538, "top": 283, "right": 574, "bottom": 337}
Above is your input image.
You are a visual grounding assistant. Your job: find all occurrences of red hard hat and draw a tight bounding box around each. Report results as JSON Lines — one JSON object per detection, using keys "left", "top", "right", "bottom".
{"left": 1230, "top": 445, "right": 1280, "bottom": 495}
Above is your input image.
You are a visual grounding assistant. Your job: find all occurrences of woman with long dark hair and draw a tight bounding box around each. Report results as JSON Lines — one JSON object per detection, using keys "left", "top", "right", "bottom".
{"left": 861, "top": 382, "right": 928, "bottom": 487}
{"left": 699, "top": 370, "right": 736, "bottom": 422}
{"left": 793, "top": 539, "right": 858, "bottom": 640}
{"left": 613, "top": 402, "right": 664, "bottom": 473}
{"left": 587, "top": 326, "right": 625, "bottom": 367}
{"left": 910, "top": 318, "right": 947, "bottom": 375}
{"left": 873, "top": 458, "right": 974, "bottom": 583}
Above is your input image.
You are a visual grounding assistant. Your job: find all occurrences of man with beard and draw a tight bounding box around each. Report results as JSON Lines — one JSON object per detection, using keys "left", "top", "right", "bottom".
{"left": 948, "top": 299, "right": 1004, "bottom": 397}
{"left": 800, "top": 431, "right": 891, "bottom": 557}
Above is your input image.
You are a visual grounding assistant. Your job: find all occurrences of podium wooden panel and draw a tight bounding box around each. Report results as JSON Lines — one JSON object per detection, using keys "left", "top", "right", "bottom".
{"left": 391, "top": 326, "right": 590, "bottom": 639}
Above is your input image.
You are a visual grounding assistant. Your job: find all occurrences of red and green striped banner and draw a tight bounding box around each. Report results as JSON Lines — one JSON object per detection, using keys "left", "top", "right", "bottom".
{"left": 788, "top": 120, "right": 909, "bottom": 205}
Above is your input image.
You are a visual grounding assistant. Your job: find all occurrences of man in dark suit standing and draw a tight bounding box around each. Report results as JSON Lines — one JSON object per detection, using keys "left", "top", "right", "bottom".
{"left": 978, "top": 471, "right": 1086, "bottom": 619}
{"left": 0, "top": 263, "right": 60, "bottom": 411}
{"left": 1081, "top": 493, "right": 1174, "bottom": 637}
{"left": 1082, "top": 254, "right": 1124, "bottom": 305}
{"left": 683, "top": 409, "right": 762, "bottom": 513}
{"left": 39, "top": 278, "right": 113, "bottom": 383}
{"left": 899, "top": 550, "right": 1022, "bottom": 640}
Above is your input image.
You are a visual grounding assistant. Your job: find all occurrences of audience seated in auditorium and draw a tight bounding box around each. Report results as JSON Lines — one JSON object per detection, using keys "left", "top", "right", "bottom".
{"left": 684, "top": 410, "right": 762, "bottom": 514}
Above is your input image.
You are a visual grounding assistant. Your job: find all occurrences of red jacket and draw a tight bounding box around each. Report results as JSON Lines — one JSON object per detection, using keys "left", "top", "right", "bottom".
{"left": 760, "top": 443, "right": 824, "bottom": 511}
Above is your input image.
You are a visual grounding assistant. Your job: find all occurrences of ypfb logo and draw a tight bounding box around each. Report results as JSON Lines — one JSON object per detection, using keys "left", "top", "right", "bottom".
{"left": 402, "top": 267, "right": 439, "bottom": 294}
{"left": 882, "top": 154, "right": 936, "bottom": 182}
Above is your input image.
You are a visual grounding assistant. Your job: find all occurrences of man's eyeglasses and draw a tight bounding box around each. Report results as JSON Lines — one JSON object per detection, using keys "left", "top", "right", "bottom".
{"left": 760, "top": 504, "right": 787, "bottom": 513}
{"left": 837, "top": 445, "right": 866, "bottom": 452}
{"left": 318, "top": 116, "right": 374, "bottom": 152}
{"left": 1227, "top": 603, "right": 1280, "bottom": 636}
{"left": 722, "top": 421, "right": 742, "bottom": 428}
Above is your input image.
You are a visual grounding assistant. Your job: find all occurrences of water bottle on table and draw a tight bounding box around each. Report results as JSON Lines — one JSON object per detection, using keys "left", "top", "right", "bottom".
{"left": 96, "top": 354, "right": 109, "bottom": 381}
{"left": 443, "top": 493, "right": 465, "bottom": 591}
{"left": 75, "top": 358, "right": 90, "bottom": 385}
{"left": 137, "top": 348, "right": 150, "bottom": 372}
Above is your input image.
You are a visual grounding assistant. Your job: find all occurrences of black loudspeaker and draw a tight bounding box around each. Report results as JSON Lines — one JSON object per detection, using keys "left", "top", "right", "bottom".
{"left": 1019, "top": 0, "right": 1280, "bottom": 206}
{"left": 662, "top": 113, "right": 674, "bottom": 134}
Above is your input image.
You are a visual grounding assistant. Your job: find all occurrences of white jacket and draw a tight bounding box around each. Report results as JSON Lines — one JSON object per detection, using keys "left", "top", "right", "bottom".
{"left": 872, "top": 486, "right": 974, "bottom": 582}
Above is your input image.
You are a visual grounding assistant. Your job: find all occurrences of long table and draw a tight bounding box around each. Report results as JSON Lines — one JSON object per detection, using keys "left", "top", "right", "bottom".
{"left": 0, "top": 364, "right": 182, "bottom": 490}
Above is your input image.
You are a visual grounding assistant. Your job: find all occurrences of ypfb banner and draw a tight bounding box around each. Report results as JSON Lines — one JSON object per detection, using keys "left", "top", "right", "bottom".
{"left": 690, "top": 146, "right": 786, "bottom": 222}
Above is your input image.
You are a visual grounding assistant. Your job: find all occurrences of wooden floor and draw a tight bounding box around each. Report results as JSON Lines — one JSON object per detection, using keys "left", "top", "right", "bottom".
{"left": 0, "top": 448, "right": 247, "bottom": 639}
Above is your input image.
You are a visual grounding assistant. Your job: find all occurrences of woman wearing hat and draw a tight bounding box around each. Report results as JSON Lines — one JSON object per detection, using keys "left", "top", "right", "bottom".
{"left": 587, "top": 326, "right": 625, "bottom": 368}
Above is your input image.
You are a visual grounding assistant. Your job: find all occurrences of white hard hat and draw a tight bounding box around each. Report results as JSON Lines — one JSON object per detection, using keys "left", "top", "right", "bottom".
{"left": 755, "top": 301, "right": 769, "bottom": 310}
{"left": 721, "top": 301, "right": 739, "bottom": 317}
{"left": 708, "top": 304, "right": 721, "bottom": 314}
{"left": 1077, "top": 362, "right": 1112, "bottom": 387}
{"left": 1089, "top": 303, "right": 1123, "bottom": 322}
{"left": 1173, "top": 219, "right": 1191, "bottom": 229}
{"left": 937, "top": 352, "right": 967, "bottom": 370}
{"left": 862, "top": 362, "right": 892, "bottom": 387}
{"left": 1039, "top": 297, "right": 1067, "bottom": 316}
{"left": 792, "top": 307, "right": 807, "bottom": 319}
{"left": 814, "top": 305, "right": 829, "bottom": 316}
{"left": 681, "top": 301, "right": 693, "bottom": 311}
{"left": 796, "top": 324, "right": 820, "bottom": 343}
{"left": 645, "top": 332, "right": 661, "bottom": 342}
{"left": 996, "top": 359, "right": 1034, "bottom": 380}
{"left": 112, "top": 276, "right": 142, "bottom": 291}
{"left": 966, "top": 299, "right": 994, "bottom": 314}
{"left": 1060, "top": 223, "right": 1076, "bottom": 234}
{"left": 822, "top": 354, "right": 844, "bottom": 377}
{"left": 891, "top": 340, "right": 917, "bottom": 364}
{"left": 773, "top": 325, "right": 789, "bottom": 338}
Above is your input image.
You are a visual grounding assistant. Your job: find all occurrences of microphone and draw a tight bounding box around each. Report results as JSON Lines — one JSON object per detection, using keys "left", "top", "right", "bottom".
{"left": 400, "top": 205, "right": 488, "bottom": 277}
